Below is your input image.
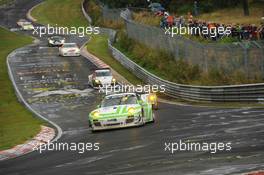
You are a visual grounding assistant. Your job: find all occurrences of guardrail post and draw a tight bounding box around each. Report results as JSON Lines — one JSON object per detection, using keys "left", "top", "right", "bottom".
{"left": 238, "top": 42, "right": 249, "bottom": 79}
{"left": 252, "top": 41, "right": 264, "bottom": 78}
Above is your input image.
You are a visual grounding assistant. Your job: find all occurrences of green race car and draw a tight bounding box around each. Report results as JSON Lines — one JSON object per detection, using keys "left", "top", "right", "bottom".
{"left": 89, "top": 93, "right": 155, "bottom": 131}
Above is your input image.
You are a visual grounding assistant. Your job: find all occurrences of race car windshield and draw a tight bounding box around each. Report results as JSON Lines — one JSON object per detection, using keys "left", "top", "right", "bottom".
{"left": 63, "top": 44, "right": 77, "bottom": 48}
{"left": 101, "top": 95, "right": 137, "bottom": 107}
{"left": 51, "top": 36, "right": 64, "bottom": 40}
{"left": 95, "top": 71, "right": 111, "bottom": 77}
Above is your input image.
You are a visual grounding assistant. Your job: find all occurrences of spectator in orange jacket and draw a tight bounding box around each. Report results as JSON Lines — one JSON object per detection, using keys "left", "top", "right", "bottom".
{"left": 167, "top": 15, "right": 174, "bottom": 27}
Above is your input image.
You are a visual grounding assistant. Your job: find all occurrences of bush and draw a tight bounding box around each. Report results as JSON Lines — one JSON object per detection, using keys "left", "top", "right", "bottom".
{"left": 115, "top": 31, "right": 202, "bottom": 84}
{"left": 87, "top": 0, "right": 124, "bottom": 29}
{"left": 114, "top": 31, "right": 262, "bottom": 85}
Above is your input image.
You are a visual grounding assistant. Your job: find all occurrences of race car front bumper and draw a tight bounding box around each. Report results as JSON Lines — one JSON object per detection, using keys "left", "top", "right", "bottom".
{"left": 92, "top": 83, "right": 116, "bottom": 90}
{"left": 61, "top": 52, "right": 80, "bottom": 57}
{"left": 91, "top": 115, "right": 143, "bottom": 131}
{"left": 49, "top": 42, "right": 64, "bottom": 47}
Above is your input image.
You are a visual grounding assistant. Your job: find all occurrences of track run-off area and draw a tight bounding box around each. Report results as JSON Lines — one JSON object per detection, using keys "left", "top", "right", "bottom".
{"left": 0, "top": 0, "right": 264, "bottom": 174}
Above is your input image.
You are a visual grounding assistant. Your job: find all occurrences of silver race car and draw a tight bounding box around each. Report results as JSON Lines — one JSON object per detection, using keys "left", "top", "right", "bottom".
{"left": 88, "top": 68, "right": 116, "bottom": 88}
{"left": 59, "top": 43, "right": 80, "bottom": 57}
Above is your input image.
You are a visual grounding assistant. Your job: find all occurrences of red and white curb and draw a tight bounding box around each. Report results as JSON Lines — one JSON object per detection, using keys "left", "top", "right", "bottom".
{"left": 244, "top": 171, "right": 264, "bottom": 175}
{"left": 80, "top": 44, "right": 109, "bottom": 69}
{"left": 0, "top": 125, "right": 55, "bottom": 161}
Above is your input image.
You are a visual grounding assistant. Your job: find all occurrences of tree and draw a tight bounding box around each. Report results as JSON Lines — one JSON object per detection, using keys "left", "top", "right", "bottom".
{"left": 242, "top": 0, "right": 249, "bottom": 16}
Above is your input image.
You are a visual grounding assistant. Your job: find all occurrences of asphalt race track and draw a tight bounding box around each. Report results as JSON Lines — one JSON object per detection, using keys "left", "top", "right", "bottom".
{"left": 0, "top": 0, "right": 264, "bottom": 174}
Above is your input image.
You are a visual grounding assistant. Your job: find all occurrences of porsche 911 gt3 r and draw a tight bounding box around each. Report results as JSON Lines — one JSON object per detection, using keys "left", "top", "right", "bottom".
{"left": 59, "top": 43, "right": 80, "bottom": 57}
{"left": 88, "top": 68, "right": 116, "bottom": 88}
{"left": 89, "top": 93, "right": 155, "bottom": 131}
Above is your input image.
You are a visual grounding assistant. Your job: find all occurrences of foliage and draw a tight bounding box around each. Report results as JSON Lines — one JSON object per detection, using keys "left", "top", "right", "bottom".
{"left": 99, "top": 0, "right": 241, "bottom": 14}
{"left": 87, "top": 0, "right": 124, "bottom": 29}
{"left": 114, "top": 31, "right": 263, "bottom": 85}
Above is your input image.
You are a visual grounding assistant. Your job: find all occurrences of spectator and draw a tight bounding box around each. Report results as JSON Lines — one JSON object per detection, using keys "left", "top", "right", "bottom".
{"left": 187, "top": 12, "right": 193, "bottom": 23}
{"left": 157, "top": 8, "right": 263, "bottom": 41}
{"left": 167, "top": 15, "right": 174, "bottom": 27}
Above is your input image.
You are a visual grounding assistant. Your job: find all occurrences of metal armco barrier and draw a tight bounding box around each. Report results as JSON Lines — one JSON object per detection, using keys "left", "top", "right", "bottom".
{"left": 82, "top": 0, "right": 264, "bottom": 102}
{"left": 108, "top": 40, "right": 264, "bottom": 102}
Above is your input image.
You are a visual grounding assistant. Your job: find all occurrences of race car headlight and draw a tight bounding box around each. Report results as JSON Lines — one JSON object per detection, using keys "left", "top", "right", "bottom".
{"left": 95, "top": 79, "right": 100, "bottom": 84}
{"left": 128, "top": 107, "right": 135, "bottom": 115}
{"left": 92, "top": 111, "right": 100, "bottom": 118}
{"left": 112, "top": 78, "right": 116, "bottom": 83}
{"left": 148, "top": 94, "right": 157, "bottom": 103}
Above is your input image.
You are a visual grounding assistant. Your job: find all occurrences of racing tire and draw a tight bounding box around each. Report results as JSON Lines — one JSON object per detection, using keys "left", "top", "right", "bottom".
{"left": 147, "top": 113, "right": 155, "bottom": 123}
{"left": 152, "top": 103, "right": 158, "bottom": 110}
{"left": 141, "top": 109, "right": 146, "bottom": 125}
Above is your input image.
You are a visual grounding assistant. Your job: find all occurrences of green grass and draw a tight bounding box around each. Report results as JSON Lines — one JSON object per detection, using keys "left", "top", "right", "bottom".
{"left": 86, "top": 35, "right": 142, "bottom": 85}
{"left": 86, "top": 0, "right": 124, "bottom": 29}
{"left": 0, "top": 27, "right": 44, "bottom": 150}
{"left": 0, "top": 0, "right": 12, "bottom": 5}
{"left": 198, "top": 3, "right": 264, "bottom": 25}
{"left": 31, "top": 0, "right": 88, "bottom": 27}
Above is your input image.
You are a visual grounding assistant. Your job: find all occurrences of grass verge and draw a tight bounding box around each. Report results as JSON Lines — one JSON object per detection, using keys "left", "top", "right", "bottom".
{"left": 197, "top": 3, "right": 264, "bottom": 25}
{"left": 86, "top": 35, "right": 142, "bottom": 85}
{"left": 0, "top": 0, "right": 12, "bottom": 5}
{"left": 86, "top": 0, "right": 124, "bottom": 29}
{"left": 31, "top": 0, "right": 88, "bottom": 27}
{"left": 114, "top": 31, "right": 263, "bottom": 86}
{"left": 0, "top": 27, "right": 44, "bottom": 150}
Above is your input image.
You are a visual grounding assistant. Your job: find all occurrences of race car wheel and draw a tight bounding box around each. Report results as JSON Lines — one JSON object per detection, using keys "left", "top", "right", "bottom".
{"left": 140, "top": 109, "right": 146, "bottom": 125}
{"left": 150, "top": 113, "right": 155, "bottom": 123}
{"left": 152, "top": 103, "right": 158, "bottom": 110}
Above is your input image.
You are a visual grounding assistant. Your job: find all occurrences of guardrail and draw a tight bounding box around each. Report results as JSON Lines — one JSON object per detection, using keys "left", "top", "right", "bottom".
{"left": 82, "top": 0, "right": 264, "bottom": 102}
{"left": 81, "top": 0, "right": 116, "bottom": 42}
{"left": 108, "top": 40, "right": 264, "bottom": 102}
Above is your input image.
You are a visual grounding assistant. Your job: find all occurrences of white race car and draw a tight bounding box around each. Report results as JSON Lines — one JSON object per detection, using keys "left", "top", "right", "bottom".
{"left": 17, "top": 19, "right": 34, "bottom": 31}
{"left": 88, "top": 93, "right": 155, "bottom": 131}
{"left": 59, "top": 43, "right": 80, "bottom": 57}
{"left": 88, "top": 68, "right": 116, "bottom": 88}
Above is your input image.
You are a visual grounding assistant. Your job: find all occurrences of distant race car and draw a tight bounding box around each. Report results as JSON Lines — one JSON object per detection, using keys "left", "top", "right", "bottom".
{"left": 88, "top": 93, "right": 155, "bottom": 131}
{"left": 148, "top": 3, "right": 165, "bottom": 13}
{"left": 48, "top": 36, "right": 65, "bottom": 47}
{"left": 59, "top": 43, "right": 80, "bottom": 56}
{"left": 88, "top": 68, "right": 116, "bottom": 88}
{"left": 17, "top": 19, "right": 34, "bottom": 31}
